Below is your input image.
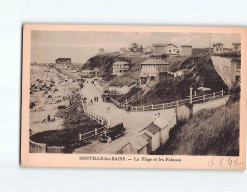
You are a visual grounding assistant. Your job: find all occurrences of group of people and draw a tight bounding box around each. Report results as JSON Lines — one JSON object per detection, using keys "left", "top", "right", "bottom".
{"left": 88, "top": 96, "right": 100, "bottom": 106}
{"left": 47, "top": 114, "right": 56, "bottom": 122}
{"left": 154, "top": 113, "right": 161, "bottom": 120}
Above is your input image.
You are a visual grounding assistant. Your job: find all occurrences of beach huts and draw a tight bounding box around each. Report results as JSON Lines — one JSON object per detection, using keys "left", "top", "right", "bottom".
{"left": 175, "top": 102, "right": 193, "bottom": 124}
{"left": 121, "top": 115, "right": 177, "bottom": 155}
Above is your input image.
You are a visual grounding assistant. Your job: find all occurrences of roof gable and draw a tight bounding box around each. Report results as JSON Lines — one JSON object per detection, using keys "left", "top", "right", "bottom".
{"left": 145, "top": 123, "right": 161, "bottom": 135}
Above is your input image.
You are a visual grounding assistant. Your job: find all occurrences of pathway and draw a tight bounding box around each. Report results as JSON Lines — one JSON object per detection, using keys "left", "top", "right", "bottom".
{"left": 74, "top": 78, "right": 229, "bottom": 154}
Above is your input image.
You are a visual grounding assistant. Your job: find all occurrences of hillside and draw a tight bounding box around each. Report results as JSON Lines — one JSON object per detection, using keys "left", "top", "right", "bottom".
{"left": 81, "top": 53, "right": 147, "bottom": 84}
{"left": 136, "top": 54, "right": 228, "bottom": 105}
{"left": 154, "top": 102, "right": 239, "bottom": 156}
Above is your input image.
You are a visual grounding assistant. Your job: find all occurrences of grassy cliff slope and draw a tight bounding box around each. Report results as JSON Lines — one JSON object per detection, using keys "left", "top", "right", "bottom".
{"left": 156, "top": 102, "right": 239, "bottom": 156}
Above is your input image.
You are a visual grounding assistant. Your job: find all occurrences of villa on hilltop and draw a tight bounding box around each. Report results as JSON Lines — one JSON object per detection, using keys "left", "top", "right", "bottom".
{"left": 112, "top": 61, "right": 130, "bottom": 76}
{"left": 55, "top": 58, "right": 71, "bottom": 69}
{"left": 139, "top": 58, "right": 169, "bottom": 85}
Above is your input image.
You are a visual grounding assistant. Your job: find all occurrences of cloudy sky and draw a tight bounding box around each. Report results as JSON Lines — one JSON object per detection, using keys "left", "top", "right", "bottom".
{"left": 31, "top": 31, "right": 240, "bottom": 63}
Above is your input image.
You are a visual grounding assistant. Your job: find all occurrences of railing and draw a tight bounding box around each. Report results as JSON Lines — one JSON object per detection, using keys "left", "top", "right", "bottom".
{"left": 122, "top": 88, "right": 145, "bottom": 105}
{"left": 110, "top": 90, "right": 225, "bottom": 112}
{"left": 79, "top": 126, "right": 106, "bottom": 141}
{"left": 84, "top": 109, "right": 108, "bottom": 126}
{"left": 109, "top": 88, "right": 145, "bottom": 108}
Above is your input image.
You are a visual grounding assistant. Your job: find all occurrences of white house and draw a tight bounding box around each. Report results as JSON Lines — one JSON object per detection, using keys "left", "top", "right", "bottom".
{"left": 112, "top": 61, "right": 130, "bottom": 76}
{"left": 165, "top": 44, "right": 180, "bottom": 56}
{"left": 213, "top": 43, "right": 224, "bottom": 54}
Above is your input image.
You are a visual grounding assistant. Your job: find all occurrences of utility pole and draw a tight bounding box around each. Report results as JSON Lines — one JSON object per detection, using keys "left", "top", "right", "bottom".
{"left": 107, "top": 107, "right": 111, "bottom": 128}
{"left": 190, "top": 86, "right": 193, "bottom": 104}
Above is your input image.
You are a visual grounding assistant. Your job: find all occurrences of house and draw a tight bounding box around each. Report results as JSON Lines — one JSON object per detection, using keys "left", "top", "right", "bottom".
{"left": 213, "top": 43, "right": 224, "bottom": 54}
{"left": 81, "top": 70, "right": 95, "bottom": 77}
{"left": 232, "top": 43, "right": 241, "bottom": 53}
{"left": 81, "top": 67, "right": 101, "bottom": 78}
{"left": 55, "top": 58, "right": 71, "bottom": 69}
{"left": 139, "top": 58, "right": 169, "bottom": 85}
{"left": 172, "top": 69, "right": 190, "bottom": 78}
{"left": 94, "top": 67, "right": 101, "bottom": 77}
{"left": 231, "top": 58, "right": 241, "bottom": 82}
{"left": 180, "top": 45, "right": 192, "bottom": 56}
{"left": 175, "top": 102, "right": 193, "bottom": 124}
{"left": 153, "top": 43, "right": 166, "bottom": 55}
{"left": 143, "top": 46, "right": 153, "bottom": 54}
{"left": 112, "top": 61, "right": 130, "bottom": 76}
{"left": 165, "top": 44, "right": 180, "bottom": 56}
{"left": 140, "top": 123, "right": 161, "bottom": 152}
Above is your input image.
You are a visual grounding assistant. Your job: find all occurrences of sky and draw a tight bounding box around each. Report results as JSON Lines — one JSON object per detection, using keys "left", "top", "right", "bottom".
{"left": 31, "top": 31, "right": 241, "bottom": 63}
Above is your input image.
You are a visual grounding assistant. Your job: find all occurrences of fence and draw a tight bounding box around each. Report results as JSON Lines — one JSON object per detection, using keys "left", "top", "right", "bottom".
{"left": 79, "top": 126, "right": 106, "bottom": 141}
{"left": 29, "top": 139, "right": 65, "bottom": 153}
{"left": 110, "top": 90, "right": 225, "bottom": 112}
{"left": 122, "top": 88, "right": 145, "bottom": 105}
{"left": 110, "top": 88, "right": 145, "bottom": 108}
{"left": 84, "top": 109, "right": 108, "bottom": 126}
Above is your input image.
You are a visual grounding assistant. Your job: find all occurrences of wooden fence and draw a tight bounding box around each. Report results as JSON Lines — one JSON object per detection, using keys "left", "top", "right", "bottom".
{"left": 79, "top": 126, "right": 106, "bottom": 141}
{"left": 110, "top": 88, "right": 145, "bottom": 108}
{"left": 122, "top": 88, "right": 145, "bottom": 105}
{"left": 110, "top": 90, "right": 225, "bottom": 112}
{"left": 84, "top": 109, "right": 108, "bottom": 126}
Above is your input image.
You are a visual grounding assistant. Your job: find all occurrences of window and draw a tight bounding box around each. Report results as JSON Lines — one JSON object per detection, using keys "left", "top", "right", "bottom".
{"left": 237, "top": 63, "right": 241, "bottom": 69}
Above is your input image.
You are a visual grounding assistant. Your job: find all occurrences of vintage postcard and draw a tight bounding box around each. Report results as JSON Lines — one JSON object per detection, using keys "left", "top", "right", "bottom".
{"left": 21, "top": 24, "right": 246, "bottom": 169}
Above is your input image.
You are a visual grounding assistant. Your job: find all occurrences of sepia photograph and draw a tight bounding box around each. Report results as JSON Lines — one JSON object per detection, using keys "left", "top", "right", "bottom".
{"left": 21, "top": 24, "right": 246, "bottom": 169}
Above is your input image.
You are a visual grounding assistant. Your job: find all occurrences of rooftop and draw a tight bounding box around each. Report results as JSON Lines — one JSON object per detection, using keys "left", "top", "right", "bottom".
{"left": 130, "top": 135, "right": 148, "bottom": 150}
{"left": 232, "top": 43, "right": 241, "bottom": 45}
{"left": 213, "top": 43, "right": 223, "bottom": 46}
{"left": 144, "top": 123, "right": 161, "bottom": 135}
{"left": 113, "top": 61, "right": 129, "bottom": 65}
{"left": 153, "top": 43, "right": 166, "bottom": 47}
{"left": 181, "top": 45, "right": 192, "bottom": 47}
{"left": 153, "top": 117, "right": 170, "bottom": 129}
{"left": 141, "top": 132, "right": 152, "bottom": 141}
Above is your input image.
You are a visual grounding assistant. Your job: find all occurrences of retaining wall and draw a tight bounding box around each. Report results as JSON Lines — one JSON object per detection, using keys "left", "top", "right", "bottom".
{"left": 29, "top": 140, "right": 46, "bottom": 153}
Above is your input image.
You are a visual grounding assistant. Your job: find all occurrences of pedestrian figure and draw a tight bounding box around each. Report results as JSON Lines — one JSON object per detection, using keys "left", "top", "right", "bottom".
{"left": 157, "top": 113, "right": 160, "bottom": 118}
{"left": 53, "top": 116, "right": 55, "bottom": 122}
{"left": 90, "top": 99, "right": 93, "bottom": 105}
{"left": 47, "top": 115, "right": 50, "bottom": 122}
{"left": 154, "top": 114, "right": 158, "bottom": 120}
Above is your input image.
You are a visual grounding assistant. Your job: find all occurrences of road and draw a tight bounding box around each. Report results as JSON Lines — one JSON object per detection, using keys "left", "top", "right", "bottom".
{"left": 74, "top": 78, "right": 229, "bottom": 154}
